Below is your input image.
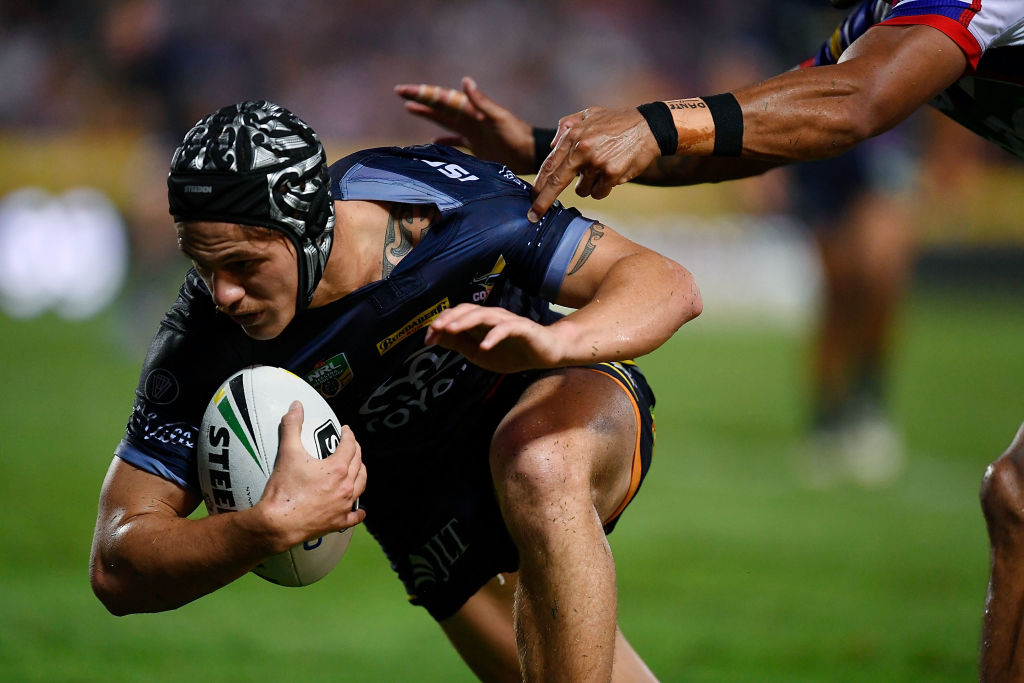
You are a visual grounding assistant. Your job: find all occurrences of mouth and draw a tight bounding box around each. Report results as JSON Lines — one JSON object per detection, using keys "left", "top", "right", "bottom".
{"left": 229, "top": 311, "right": 262, "bottom": 327}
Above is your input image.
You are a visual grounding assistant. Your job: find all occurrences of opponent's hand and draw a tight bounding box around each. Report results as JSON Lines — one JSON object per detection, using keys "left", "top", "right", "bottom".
{"left": 257, "top": 401, "right": 366, "bottom": 552}
{"left": 528, "top": 106, "right": 661, "bottom": 222}
{"left": 395, "top": 77, "right": 537, "bottom": 174}
{"left": 425, "top": 303, "right": 565, "bottom": 374}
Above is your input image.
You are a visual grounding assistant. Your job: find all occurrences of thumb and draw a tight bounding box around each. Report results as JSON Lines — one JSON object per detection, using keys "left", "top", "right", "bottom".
{"left": 275, "top": 400, "right": 305, "bottom": 467}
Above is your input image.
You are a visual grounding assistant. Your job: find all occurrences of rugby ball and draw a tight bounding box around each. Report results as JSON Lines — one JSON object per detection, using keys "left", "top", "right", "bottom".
{"left": 198, "top": 365, "right": 353, "bottom": 587}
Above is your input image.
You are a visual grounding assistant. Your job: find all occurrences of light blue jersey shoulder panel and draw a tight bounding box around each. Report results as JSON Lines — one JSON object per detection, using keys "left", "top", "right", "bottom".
{"left": 338, "top": 163, "right": 464, "bottom": 211}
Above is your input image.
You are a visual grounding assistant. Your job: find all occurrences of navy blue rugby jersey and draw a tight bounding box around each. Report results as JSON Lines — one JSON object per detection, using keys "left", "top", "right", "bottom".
{"left": 116, "top": 144, "right": 596, "bottom": 495}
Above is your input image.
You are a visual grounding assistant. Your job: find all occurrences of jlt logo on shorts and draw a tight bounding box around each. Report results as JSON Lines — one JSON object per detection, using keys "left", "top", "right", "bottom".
{"left": 408, "top": 518, "right": 469, "bottom": 592}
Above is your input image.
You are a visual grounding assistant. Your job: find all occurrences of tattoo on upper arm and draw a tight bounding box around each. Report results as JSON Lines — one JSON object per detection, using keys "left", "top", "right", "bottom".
{"left": 567, "top": 222, "right": 605, "bottom": 276}
{"left": 382, "top": 203, "right": 438, "bottom": 278}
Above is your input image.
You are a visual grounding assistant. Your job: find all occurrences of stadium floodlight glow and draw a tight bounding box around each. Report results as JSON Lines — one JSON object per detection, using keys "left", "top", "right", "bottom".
{"left": 0, "top": 187, "right": 128, "bottom": 320}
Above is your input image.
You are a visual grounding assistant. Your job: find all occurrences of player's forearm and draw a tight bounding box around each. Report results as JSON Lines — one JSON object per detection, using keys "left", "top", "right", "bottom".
{"left": 90, "top": 506, "right": 284, "bottom": 615}
{"left": 732, "top": 65, "right": 891, "bottom": 161}
{"left": 552, "top": 253, "right": 701, "bottom": 364}
{"left": 659, "top": 69, "right": 879, "bottom": 164}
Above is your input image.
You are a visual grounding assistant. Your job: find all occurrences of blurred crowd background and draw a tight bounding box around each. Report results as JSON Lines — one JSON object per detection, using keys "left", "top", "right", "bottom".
{"left": 1, "top": 0, "right": 843, "bottom": 140}
{"left": 0, "top": 0, "right": 1019, "bottom": 331}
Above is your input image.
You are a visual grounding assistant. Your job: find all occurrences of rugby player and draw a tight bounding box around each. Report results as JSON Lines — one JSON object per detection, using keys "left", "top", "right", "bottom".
{"left": 89, "top": 100, "right": 701, "bottom": 682}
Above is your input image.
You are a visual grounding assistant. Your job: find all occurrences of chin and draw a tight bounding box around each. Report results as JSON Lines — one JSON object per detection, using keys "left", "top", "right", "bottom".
{"left": 245, "top": 326, "right": 285, "bottom": 341}
{"left": 239, "top": 318, "right": 288, "bottom": 340}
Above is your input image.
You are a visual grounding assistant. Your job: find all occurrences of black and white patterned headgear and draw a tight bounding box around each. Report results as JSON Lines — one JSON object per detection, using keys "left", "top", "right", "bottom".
{"left": 167, "top": 100, "right": 335, "bottom": 310}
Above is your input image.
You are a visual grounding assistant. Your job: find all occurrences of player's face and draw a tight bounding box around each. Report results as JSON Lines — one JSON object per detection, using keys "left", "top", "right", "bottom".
{"left": 176, "top": 221, "right": 298, "bottom": 340}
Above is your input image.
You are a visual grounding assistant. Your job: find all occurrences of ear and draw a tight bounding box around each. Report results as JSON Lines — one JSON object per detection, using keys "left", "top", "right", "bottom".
{"left": 306, "top": 186, "right": 332, "bottom": 239}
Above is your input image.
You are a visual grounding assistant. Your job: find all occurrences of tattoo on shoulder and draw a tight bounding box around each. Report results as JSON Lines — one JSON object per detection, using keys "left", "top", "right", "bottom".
{"left": 382, "top": 203, "right": 439, "bottom": 278}
{"left": 567, "top": 222, "right": 606, "bottom": 276}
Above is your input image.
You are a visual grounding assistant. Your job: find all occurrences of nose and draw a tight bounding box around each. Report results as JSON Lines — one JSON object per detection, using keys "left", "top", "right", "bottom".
{"left": 209, "top": 270, "right": 245, "bottom": 311}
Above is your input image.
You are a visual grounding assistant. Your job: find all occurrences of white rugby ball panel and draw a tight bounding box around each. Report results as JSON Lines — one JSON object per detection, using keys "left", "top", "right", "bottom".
{"left": 198, "top": 365, "right": 352, "bottom": 587}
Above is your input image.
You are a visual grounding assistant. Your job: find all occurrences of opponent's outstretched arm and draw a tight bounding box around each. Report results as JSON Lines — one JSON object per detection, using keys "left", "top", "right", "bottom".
{"left": 425, "top": 222, "right": 701, "bottom": 374}
{"left": 395, "top": 79, "right": 778, "bottom": 187}
{"left": 528, "top": 23, "right": 966, "bottom": 220}
{"left": 90, "top": 402, "right": 366, "bottom": 615}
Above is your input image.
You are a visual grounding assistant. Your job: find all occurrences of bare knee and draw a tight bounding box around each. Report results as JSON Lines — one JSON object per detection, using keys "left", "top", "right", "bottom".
{"left": 981, "top": 424, "right": 1024, "bottom": 534}
{"left": 489, "top": 370, "right": 636, "bottom": 541}
{"left": 490, "top": 430, "right": 590, "bottom": 537}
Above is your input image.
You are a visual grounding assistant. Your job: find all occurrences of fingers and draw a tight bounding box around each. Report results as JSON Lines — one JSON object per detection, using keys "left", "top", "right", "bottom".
{"left": 312, "top": 424, "right": 365, "bottom": 530}
{"left": 394, "top": 83, "right": 463, "bottom": 108}
{"left": 461, "top": 76, "right": 501, "bottom": 121}
{"left": 529, "top": 153, "right": 573, "bottom": 222}
{"left": 343, "top": 456, "right": 368, "bottom": 528}
{"left": 394, "top": 83, "right": 477, "bottom": 119}
{"left": 402, "top": 100, "right": 459, "bottom": 129}
{"left": 529, "top": 114, "right": 588, "bottom": 221}
{"left": 574, "top": 169, "right": 598, "bottom": 199}
{"left": 426, "top": 304, "right": 522, "bottom": 351}
{"left": 336, "top": 437, "right": 367, "bottom": 529}
{"left": 590, "top": 177, "right": 617, "bottom": 200}
{"left": 427, "top": 305, "right": 482, "bottom": 346}
{"left": 428, "top": 303, "right": 491, "bottom": 334}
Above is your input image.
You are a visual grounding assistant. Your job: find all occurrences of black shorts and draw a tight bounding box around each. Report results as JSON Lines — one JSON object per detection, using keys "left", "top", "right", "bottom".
{"left": 359, "top": 361, "right": 657, "bottom": 621}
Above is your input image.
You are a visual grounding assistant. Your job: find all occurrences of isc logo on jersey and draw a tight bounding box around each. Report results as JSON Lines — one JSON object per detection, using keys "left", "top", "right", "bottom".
{"left": 198, "top": 366, "right": 354, "bottom": 587}
{"left": 419, "top": 158, "right": 479, "bottom": 182}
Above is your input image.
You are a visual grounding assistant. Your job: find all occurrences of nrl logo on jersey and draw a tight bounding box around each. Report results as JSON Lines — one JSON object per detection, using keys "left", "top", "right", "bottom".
{"left": 470, "top": 255, "right": 506, "bottom": 303}
{"left": 305, "top": 352, "right": 354, "bottom": 398}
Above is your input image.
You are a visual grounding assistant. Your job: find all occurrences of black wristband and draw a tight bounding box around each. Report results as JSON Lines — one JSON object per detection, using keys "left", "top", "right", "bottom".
{"left": 701, "top": 93, "right": 744, "bottom": 157}
{"left": 532, "top": 127, "right": 557, "bottom": 172}
{"left": 636, "top": 101, "right": 678, "bottom": 156}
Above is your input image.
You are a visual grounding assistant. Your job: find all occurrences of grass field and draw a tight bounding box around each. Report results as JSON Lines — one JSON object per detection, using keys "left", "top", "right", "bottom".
{"left": 2, "top": 283, "right": 1019, "bottom": 681}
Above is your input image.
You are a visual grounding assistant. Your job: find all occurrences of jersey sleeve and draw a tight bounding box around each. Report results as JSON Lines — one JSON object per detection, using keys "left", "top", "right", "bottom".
{"left": 115, "top": 273, "right": 245, "bottom": 495}
{"left": 329, "top": 145, "right": 597, "bottom": 302}
{"left": 800, "top": 0, "right": 1018, "bottom": 72}
{"left": 880, "top": 0, "right": 990, "bottom": 68}
{"left": 460, "top": 197, "right": 594, "bottom": 302}
{"left": 801, "top": 1, "right": 892, "bottom": 68}
{"left": 471, "top": 200, "right": 593, "bottom": 301}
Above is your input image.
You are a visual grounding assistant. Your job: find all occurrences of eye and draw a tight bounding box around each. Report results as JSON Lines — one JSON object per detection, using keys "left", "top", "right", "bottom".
{"left": 227, "top": 259, "right": 258, "bottom": 274}
{"left": 191, "top": 260, "right": 212, "bottom": 278}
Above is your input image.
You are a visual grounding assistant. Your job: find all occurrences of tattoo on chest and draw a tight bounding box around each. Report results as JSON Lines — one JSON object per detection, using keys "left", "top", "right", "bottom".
{"left": 382, "top": 203, "right": 438, "bottom": 278}
{"left": 567, "top": 222, "right": 606, "bottom": 276}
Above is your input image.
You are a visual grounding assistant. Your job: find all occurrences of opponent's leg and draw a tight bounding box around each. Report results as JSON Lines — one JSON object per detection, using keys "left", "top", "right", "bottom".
{"left": 488, "top": 368, "right": 653, "bottom": 682}
{"left": 806, "top": 189, "right": 913, "bottom": 486}
{"left": 980, "top": 421, "right": 1024, "bottom": 682}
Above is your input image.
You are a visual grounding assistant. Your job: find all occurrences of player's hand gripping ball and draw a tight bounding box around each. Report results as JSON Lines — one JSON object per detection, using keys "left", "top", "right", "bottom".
{"left": 199, "top": 366, "right": 353, "bottom": 586}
